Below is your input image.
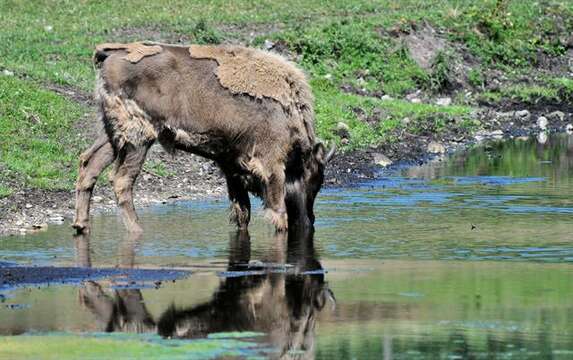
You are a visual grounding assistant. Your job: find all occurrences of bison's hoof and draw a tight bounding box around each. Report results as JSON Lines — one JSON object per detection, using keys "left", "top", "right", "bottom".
{"left": 72, "top": 222, "right": 90, "bottom": 235}
{"left": 265, "top": 209, "right": 288, "bottom": 232}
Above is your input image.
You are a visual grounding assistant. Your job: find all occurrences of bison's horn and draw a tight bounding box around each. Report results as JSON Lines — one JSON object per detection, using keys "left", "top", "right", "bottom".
{"left": 325, "top": 143, "right": 336, "bottom": 163}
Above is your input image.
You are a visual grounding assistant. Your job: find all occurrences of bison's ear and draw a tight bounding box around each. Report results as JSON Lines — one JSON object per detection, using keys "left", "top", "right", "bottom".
{"left": 314, "top": 142, "right": 336, "bottom": 165}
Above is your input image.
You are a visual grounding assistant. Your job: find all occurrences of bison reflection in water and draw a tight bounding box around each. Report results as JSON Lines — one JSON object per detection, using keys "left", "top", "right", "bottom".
{"left": 75, "top": 233, "right": 156, "bottom": 333}
{"left": 75, "top": 227, "right": 334, "bottom": 357}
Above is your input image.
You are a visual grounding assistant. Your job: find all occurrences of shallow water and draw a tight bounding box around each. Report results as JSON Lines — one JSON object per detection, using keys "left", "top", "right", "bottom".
{"left": 1, "top": 134, "right": 572, "bottom": 359}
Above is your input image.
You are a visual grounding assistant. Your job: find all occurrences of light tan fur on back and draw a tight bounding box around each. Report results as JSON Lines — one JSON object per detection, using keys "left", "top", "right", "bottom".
{"left": 96, "top": 42, "right": 163, "bottom": 63}
{"left": 189, "top": 45, "right": 315, "bottom": 144}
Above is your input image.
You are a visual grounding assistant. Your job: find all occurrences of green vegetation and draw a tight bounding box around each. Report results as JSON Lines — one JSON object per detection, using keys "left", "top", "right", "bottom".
{"left": 144, "top": 160, "right": 175, "bottom": 178}
{"left": 0, "top": 76, "right": 86, "bottom": 191}
{"left": 1, "top": 0, "right": 572, "bottom": 194}
{"left": 0, "top": 332, "right": 266, "bottom": 359}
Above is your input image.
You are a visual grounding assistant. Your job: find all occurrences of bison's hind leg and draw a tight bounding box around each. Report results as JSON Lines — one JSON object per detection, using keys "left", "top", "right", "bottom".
{"left": 110, "top": 142, "right": 152, "bottom": 233}
{"left": 73, "top": 133, "right": 116, "bottom": 234}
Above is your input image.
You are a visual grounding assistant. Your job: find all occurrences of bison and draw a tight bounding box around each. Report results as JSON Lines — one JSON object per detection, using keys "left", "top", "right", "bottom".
{"left": 73, "top": 42, "right": 334, "bottom": 234}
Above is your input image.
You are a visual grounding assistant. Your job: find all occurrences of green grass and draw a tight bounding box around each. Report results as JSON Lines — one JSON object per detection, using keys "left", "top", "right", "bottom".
{"left": 0, "top": 75, "right": 86, "bottom": 192}
{"left": 144, "top": 161, "right": 175, "bottom": 178}
{"left": 0, "top": 0, "right": 571, "bottom": 193}
{"left": 0, "top": 332, "right": 266, "bottom": 359}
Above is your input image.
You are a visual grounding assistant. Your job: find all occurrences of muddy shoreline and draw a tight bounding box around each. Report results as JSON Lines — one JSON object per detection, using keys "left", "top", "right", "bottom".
{"left": 1, "top": 104, "right": 570, "bottom": 236}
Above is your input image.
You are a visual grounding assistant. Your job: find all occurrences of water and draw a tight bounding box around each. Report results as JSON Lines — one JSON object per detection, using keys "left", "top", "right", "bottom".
{"left": 1, "top": 134, "right": 572, "bottom": 359}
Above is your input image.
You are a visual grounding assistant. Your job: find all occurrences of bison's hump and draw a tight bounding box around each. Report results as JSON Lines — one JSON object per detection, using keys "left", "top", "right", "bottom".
{"left": 189, "top": 44, "right": 308, "bottom": 109}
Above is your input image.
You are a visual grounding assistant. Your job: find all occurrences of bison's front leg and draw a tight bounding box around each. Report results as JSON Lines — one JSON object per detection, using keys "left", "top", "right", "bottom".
{"left": 73, "top": 134, "right": 116, "bottom": 234}
{"left": 110, "top": 143, "right": 151, "bottom": 233}
{"left": 263, "top": 167, "right": 288, "bottom": 232}
{"left": 225, "top": 174, "right": 251, "bottom": 230}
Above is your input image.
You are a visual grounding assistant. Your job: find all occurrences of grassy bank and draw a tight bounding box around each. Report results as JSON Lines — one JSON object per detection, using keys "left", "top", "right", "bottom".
{"left": 1, "top": 0, "right": 572, "bottom": 195}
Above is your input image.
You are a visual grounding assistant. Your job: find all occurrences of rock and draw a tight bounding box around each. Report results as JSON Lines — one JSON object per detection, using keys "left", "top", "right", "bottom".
{"left": 263, "top": 40, "right": 274, "bottom": 50}
{"left": 536, "top": 116, "right": 548, "bottom": 130}
{"left": 381, "top": 95, "right": 393, "bottom": 101}
{"left": 547, "top": 111, "right": 565, "bottom": 122}
{"left": 410, "top": 98, "right": 422, "bottom": 104}
{"left": 25, "top": 203, "right": 33, "bottom": 209}
{"left": 427, "top": 141, "right": 446, "bottom": 154}
{"left": 2, "top": 69, "right": 14, "bottom": 76}
{"left": 335, "top": 122, "right": 350, "bottom": 139}
{"left": 537, "top": 132, "right": 548, "bottom": 144}
{"left": 107, "top": 200, "right": 115, "bottom": 205}
{"left": 48, "top": 215, "right": 65, "bottom": 224}
{"left": 92, "top": 196, "right": 103, "bottom": 203}
{"left": 401, "top": 117, "right": 411, "bottom": 126}
{"left": 372, "top": 153, "right": 393, "bottom": 167}
{"left": 474, "top": 130, "right": 504, "bottom": 142}
{"left": 515, "top": 110, "right": 531, "bottom": 120}
{"left": 436, "top": 97, "right": 452, "bottom": 106}
{"left": 566, "top": 124, "right": 573, "bottom": 134}
{"left": 142, "top": 174, "right": 153, "bottom": 182}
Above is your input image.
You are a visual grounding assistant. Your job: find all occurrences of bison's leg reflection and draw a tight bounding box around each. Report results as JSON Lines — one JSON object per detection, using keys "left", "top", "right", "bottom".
{"left": 157, "top": 227, "right": 334, "bottom": 358}
{"left": 74, "top": 233, "right": 156, "bottom": 333}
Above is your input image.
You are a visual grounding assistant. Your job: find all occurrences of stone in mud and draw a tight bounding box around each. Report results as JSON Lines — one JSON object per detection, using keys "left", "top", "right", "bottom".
{"left": 536, "top": 116, "right": 548, "bottom": 130}
{"left": 547, "top": 111, "right": 565, "bottom": 122}
{"left": 372, "top": 153, "right": 393, "bottom": 167}
{"left": 436, "top": 97, "right": 452, "bottom": 106}
{"left": 537, "top": 132, "right": 548, "bottom": 144}
{"left": 427, "top": 141, "right": 446, "bottom": 154}
{"left": 335, "top": 122, "right": 350, "bottom": 139}
{"left": 92, "top": 196, "right": 103, "bottom": 203}
{"left": 515, "top": 110, "right": 531, "bottom": 121}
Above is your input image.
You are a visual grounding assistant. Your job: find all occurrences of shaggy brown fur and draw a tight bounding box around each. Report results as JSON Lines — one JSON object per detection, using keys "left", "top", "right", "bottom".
{"left": 73, "top": 41, "right": 334, "bottom": 234}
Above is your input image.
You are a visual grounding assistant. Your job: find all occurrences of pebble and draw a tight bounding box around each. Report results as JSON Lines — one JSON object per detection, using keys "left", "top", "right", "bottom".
{"left": 25, "top": 204, "right": 33, "bottom": 209}
{"left": 372, "top": 153, "right": 393, "bottom": 167}
{"left": 515, "top": 110, "right": 531, "bottom": 120}
{"left": 335, "top": 122, "right": 350, "bottom": 139}
{"left": 264, "top": 40, "right": 274, "bottom": 50}
{"left": 537, "top": 132, "right": 548, "bottom": 144}
{"left": 547, "top": 110, "right": 565, "bottom": 122}
{"left": 427, "top": 141, "right": 446, "bottom": 154}
{"left": 92, "top": 196, "right": 103, "bottom": 203}
{"left": 536, "top": 116, "right": 548, "bottom": 130}
{"left": 436, "top": 97, "right": 452, "bottom": 106}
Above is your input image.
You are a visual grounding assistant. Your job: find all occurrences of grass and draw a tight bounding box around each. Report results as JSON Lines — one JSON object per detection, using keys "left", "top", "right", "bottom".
{"left": 0, "top": 332, "right": 266, "bottom": 359}
{"left": 0, "top": 0, "right": 572, "bottom": 193}
{"left": 0, "top": 75, "right": 86, "bottom": 194}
